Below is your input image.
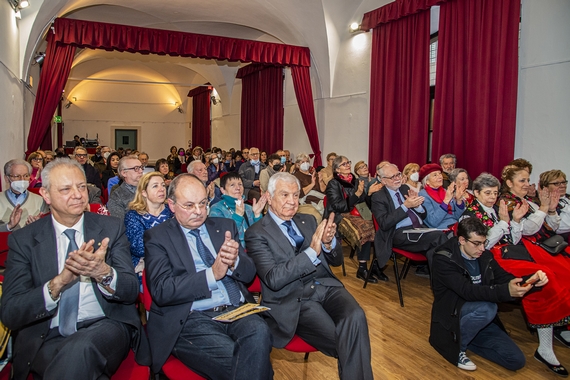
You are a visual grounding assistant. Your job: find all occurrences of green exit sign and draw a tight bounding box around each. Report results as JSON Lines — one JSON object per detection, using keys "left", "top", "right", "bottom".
{"left": 54, "top": 116, "right": 62, "bottom": 123}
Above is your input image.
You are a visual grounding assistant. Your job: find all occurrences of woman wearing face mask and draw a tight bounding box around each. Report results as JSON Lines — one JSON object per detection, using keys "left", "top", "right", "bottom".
{"left": 292, "top": 153, "right": 322, "bottom": 205}
{"left": 403, "top": 163, "right": 421, "bottom": 193}
{"left": 207, "top": 152, "right": 227, "bottom": 184}
{"left": 259, "top": 154, "right": 284, "bottom": 193}
{"left": 209, "top": 172, "right": 267, "bottom": 247}
{"left": 27, "top": 152, "right": 44, "bottom": 188}
{"left": 419, "top": 163, "right": 466, "bottom": 229}
{"left": 102, "top": 152, "right": 121, "bottom": 189}
{"left": 177, "top": 147, "right": 186, "bottom": 164}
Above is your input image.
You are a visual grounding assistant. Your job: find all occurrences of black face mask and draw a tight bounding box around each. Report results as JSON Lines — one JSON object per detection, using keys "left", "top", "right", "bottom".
{"left": 273, "top": 164, "right": 283, "bottom": 171}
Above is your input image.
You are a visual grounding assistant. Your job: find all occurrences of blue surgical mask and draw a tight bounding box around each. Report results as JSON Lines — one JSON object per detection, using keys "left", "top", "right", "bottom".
{"left": 251, "top": 159, "right": 259, "bottom": 165}
{"left": 280, "top": 157, "right": 286, "bottom": 164}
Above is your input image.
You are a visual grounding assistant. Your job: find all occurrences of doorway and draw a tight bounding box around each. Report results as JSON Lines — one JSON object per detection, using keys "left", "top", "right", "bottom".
{"left": 115, "top": 129, "right": 138, "bottom": 151}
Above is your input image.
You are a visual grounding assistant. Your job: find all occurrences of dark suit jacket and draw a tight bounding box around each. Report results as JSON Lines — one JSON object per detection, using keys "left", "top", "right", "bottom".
{"left": 1, "top": 212, "right": 150, "bottom": 380}
{"left": 144, "top": 217, "right": 257, "bottom": 372}
{"left": 370, "top": 185, "right": 427, "bottom": 264}
{"left": 244, "top": 213, "right": 343, "bottom": 348}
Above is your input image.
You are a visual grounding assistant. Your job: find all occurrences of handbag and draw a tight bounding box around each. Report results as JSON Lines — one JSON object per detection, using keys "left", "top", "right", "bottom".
{"left": 501, "top": 244, "right": 534, "bottom": 262}
{"left": 538, "top": 235, "right": 569, "bottom": 255}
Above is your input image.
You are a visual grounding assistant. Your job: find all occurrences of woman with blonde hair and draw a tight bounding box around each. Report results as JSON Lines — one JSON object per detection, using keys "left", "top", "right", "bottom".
{"left": 26, "top": 152, "right": 44, "bottom": 188}
{"left": 402, "top": 163, "right": 421, "bottom": 193}
{"left": 124, "top": 172, "right": 173, "bottom": 285}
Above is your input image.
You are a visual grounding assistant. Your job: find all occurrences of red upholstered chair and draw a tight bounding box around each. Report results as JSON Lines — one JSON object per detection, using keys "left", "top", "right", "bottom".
{"left": 27, "top": 187, "right": 41, "bottom": 196}
{"left": 141, "top": 271, "right": 206, "bottom": 380}
{"left": 89, "top": 204, "right": 110, "bottom": 215}
{"left": 370, "top": 217, "right": 427, "bottom": 307}
{"left": 0, "top": 232, "right": 10, "bottom": 267}
{"left": 110, "top": 349, "right": 149, "bottom": 379}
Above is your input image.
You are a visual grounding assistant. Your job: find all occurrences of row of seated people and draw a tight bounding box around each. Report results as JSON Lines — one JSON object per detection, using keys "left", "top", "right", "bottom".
{"left": 0, "top": 158, "right": 372, "bottom": 380}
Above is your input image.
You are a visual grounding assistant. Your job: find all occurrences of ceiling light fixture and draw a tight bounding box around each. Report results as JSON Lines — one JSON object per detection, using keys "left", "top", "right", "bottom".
{"left": 64, "top": 101, "right": 73, "bottom": 109}
{"left": 177, "top": 106, "right": 184, "bottom": 114}
{"left": 349, "top": 22, "right": 361, "bottom": 33}
{"left": 7, "top": 0, "right": 30, "bottom": 11}
{"left": 32, "top": 52, "right": 45, "bottom": 65}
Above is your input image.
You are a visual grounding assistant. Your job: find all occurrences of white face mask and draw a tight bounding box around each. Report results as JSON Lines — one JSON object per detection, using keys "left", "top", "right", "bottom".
{"left": 212, "top": 158, "right": 219, "bottom": 165}
{"left": 300, "top": 162, "right": 311, "bottom": 172}
{"left": 410, "top": 172, "right": 419, "bottom": 182}
{"left": 103, "top": 152, "right": 111, "bottom": 160}
{"left": 11, "top": 180, "right": 29, "bottom": 194}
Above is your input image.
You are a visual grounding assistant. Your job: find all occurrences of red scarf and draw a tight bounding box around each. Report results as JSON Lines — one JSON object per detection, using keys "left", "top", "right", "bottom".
{"left": 424, "top": 185, "right": 452, "bottom": 214}
{"left": 338, "top": 173, "right": 353, "bottom": 184}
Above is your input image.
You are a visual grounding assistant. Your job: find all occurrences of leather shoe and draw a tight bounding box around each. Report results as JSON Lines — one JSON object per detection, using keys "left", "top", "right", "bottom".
{"left": 357, "top": 268, "right": 378, "bottom": 284}
{"left": 415, "top": 265, "right": 430, "bottom": 279}
{"left": 555, "top": 329, "right": 570, "bottom": 348}
{"left": 534, "top": 350, "right": 569, "bottom": 377}
{"left": 371, "top": 264, "right": 389, "bottom": 282}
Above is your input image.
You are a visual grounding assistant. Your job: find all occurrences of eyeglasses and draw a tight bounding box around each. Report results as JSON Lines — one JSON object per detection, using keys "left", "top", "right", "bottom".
{"left": 249, "top": 152, "right": 260, "bottom": 156}
{"left": 339, "top": 161, "right": 352, "bottom": 167}
{"left": 242, "top": 151, "right": 249, "bottom": 154}
{"left": 8, "top": 174, "right": 31, "bottom": 180}
{"left": 355, "top": 165, "right": 367, "bottom": 172}
{"left": 174, "top": 199, "right": 208, "bottom": 210}
{"left": 75, "top": 154, "right": 87, "bottom": 159}
{"left": 32, "top": 157, "right": 43, "bottom": 162}
{"left": 549, "top": 180, "right": 568, "bottom": 187}
{"left": 123, "top": 165, "right": 144, "bottom": 172}
{"left": 382, "top": 172, "right": 402, "bottom": 181}
{"left": 465, "top": 238, "right": 488, "bottom": 247}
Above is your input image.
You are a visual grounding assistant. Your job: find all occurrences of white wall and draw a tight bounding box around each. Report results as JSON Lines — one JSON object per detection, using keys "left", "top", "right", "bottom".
{"left": 516, "top": 0, "right": 570, "bottom": 183}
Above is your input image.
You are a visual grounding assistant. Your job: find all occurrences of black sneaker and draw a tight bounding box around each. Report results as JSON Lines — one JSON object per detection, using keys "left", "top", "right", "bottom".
{"left": 356, "top": 267, "right": 378, "bottom": 284}
{"left": 415, "top": 265, "right": 430, "bottom": 278}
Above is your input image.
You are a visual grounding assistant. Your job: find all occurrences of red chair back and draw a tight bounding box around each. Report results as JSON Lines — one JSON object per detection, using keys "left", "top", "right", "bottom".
{"left": 27, "top": 187, "right": 41, "bottom": 196}
{"left": 0, "top": 232, "right": 10, "bottom": 267}
{"left": 89, "top": 204, "right": 110, "bottom": 215}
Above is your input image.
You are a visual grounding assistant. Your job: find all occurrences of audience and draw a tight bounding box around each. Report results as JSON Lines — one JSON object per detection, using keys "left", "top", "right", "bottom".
{"left": 166, "top": 146, "right": 181, "bottom": 174}
{"left": 209, "top": 172, "right": 267, "bottom": 247}
{"left": 73, "top": 146, "right": 102, "bottom": 190}
{"left": 1, "top": 159, "right": 48, "bottom": 231}
{"left": 207, "top": 152, "right": 227, "bottom": 184}
{"left": 107, "top": 155, "right": 143, "bottom": 220}
{"left": 144, "top": 174, "right": 273, "bottom": 379}
{"left": 419, "top": 163, "right": 466, "bottom": 229}
{"left": 402, "top": 162, "right": 421, "bottom": 193}
{"left": 439, "top": 153, "right": 456, "bottom": 189}
{"left": 1, "top": 158, "right": 150, "bottom": 379}
{"left": 448, "top": 168, "right": 474, "bottom": 205}
{"left": 154, "top": 158, "right": 174, "bottom": 187}
{"left": 260, "top": 153, "right": 283, "bottom": 193}
{"left": 539, "top": 169, "right": 570, "bottom": 237}
{"left": 245, "top": 172, "right": 373, "bottom": 380}
{"left": 27, "top": 151, "right": 44, "bottom": 188}
{"left": 239, "top": 147, "right": 265, "bottom": 201}
{"left": 318, "top": 152, "right": 336, "bottom": 191}
{"left": 124, "top": 172, "right": 173, "bottom": 285}
{"left": 430, "top": 217, "right": 543, "bottom": 372}
{"left": 101, "top": 152, "right": 120, "bottom": 189}
{"left": 370, "top": 163, "right": 447, "bottom": 280}
{"left": 187, "top": 159, "right": 222, "bottom": 205}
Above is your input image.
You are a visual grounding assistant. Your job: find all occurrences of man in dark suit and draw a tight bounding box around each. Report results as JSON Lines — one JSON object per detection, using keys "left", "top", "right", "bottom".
{"left": 370, "top": 163, "right": 447, "bottom": 279}
{"left": 245, "top": 172, "right": 373, "bottom": 380}
{"left": 238, "top": 147, "right": 266, "bottom": 201}
{"left": 1, "top": 158, "right": 149, "bottom": 380}
{"left": 144, "top": 173, "right": 273, "bottom": 379}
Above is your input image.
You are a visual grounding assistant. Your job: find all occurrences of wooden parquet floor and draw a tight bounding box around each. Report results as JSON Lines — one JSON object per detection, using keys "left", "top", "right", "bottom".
{"left": 269, "top": 244, "right": 570, "bottom": 380}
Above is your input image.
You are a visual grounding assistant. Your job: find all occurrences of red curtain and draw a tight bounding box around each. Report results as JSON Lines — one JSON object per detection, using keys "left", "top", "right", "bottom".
{"left": 431, "top": 0, "right": 520, "bottom": 178}
{"left": 290, "top": 66, "right": 322, "bottom": 166}
{"left": 362, "top": 0, "right": 443, "bottom": 30}
{"left": 367, "top": 9, "right": 431, "bottom": 172}
{"left": 188, "top": 86, "right": 212, "bottom": 149}
{"left": 26, "top": 32, "right": 75, "bottom": 155}
{"left": 236, "top": 64, "right": 283, "bottom": 154}
{"left": 26, "top": 18, "right": 321, "bottom": 159}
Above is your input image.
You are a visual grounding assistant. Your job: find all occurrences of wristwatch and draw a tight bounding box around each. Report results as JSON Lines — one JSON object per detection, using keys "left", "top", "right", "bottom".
{"left": 100, "top": 268, "right": 114, "bottom": 287}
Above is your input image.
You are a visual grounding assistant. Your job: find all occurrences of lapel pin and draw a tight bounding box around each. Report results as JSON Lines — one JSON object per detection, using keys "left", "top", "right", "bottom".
{"left": 216, "top": 230, "right": 220, "bottom": 233}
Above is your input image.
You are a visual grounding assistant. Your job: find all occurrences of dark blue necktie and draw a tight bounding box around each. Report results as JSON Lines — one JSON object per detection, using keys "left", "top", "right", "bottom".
{"left": 188, "top": 229, "right": 241, "bottom": 306}
{"left": 282, "top": 220, "right": 304, "bottom": 249}
{"left": 59, "top": 229, "right": 80, "bottom": 337}
{"left": 395, "top": 192, "right": 422, "bottom": 228}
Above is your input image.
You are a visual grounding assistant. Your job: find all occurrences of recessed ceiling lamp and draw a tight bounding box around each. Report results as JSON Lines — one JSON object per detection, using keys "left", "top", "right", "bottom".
{"left": 349, "top": 22, "right": 361, "bottom": 33}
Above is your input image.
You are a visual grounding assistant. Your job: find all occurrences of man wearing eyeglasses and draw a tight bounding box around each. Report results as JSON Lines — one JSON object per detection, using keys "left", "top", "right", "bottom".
{"left": 107, "top": 155, "right": 143, "bottom": 221}
{"left": 430, "top": 217, "right": 546, "bottom": 372}
{"left": 1, "top": 159, "right": 48, "bottom": 231}
{"left": 73, "top": 147, "right": 102, "bottom": 190}
{"left": 370, "top": 163, "right": 447, "bottom": 280}
{"left": 144, "top": 174, "right": 273, "bottom": 379}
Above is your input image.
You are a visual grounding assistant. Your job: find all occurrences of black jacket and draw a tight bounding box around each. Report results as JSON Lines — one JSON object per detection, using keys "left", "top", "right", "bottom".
{"left": 429, "top": 237, "right": 516, "bottom": 365}
{"left": 323, "top": 172, "right": 366, "bottom": 226}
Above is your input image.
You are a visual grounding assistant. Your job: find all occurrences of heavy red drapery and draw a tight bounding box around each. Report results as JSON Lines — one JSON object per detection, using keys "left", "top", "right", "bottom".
{"left": 236, "top": 64, "right": 283, "bottom": 154}
{"left": 187, "top": 86, "right": 212, "bottom": 149}
{"left": 290, "top": 66, "right": 322, "bottom": 166}
{"left": 25, "top": 32, "right": 75, "bottom": 156}
{"left": 361, "top": 0, "right": 443, "bottom": 30}
{"left": 431, "top": 0, "right": 520, "bottom": 178}
{"left": 367, "top": 9, "right": 431, "bottom": 172}
{"left": 27, "top": 18, "right": 322, "bottom": 161}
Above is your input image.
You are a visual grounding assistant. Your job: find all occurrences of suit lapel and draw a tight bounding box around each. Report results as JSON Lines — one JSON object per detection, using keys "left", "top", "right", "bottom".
{"left": 205, "top": 218, "right": 225, "bottom": 253}
{"left": 32, "top": 217, "right": 59, "bottom": 284}
{"left": 167, "top": 220, "right": 198, "bottom": 274}
{"left": 293, "top": 214, "right": 312, "bottom": 252}
{"left": 261, "top": 215, "right": 296, "bottom": 257}
{"left": 83, "top": 213, "right": 105, "bottom": 260}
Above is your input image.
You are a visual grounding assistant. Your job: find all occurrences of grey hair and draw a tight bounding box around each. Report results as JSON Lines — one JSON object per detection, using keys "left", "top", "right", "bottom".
{"left": 41, "top": 158, "right": 85, "bottom": 190}
{"left": 187, "top": 160, "right": 204, "bottom": 173}
{"left": 439, "top": 153, "right": 456, "bottom": 165}
{"left": 421, "top": 173, "right": 432, "bottom": 188}
{"left": 332, "top": 155, "right": 348, "bottom": 173}
{"left": 167, "top": 173, "right": 202, "bottom": 202}
{"left": 473, "top": 173, "right": 500, "bottom": 192}
{"left": 377, "top": 163, "right": 397, "bottom": 179}
{"left": 295, "top": 152, "right": 310, "bottom": 163}
{"left": 448, "top": 168, "right": 468, "bottom": 182}
{"left": 118, "top": 155, "right": 141, "bottom": 178}
{"left": 267, "top": 172, "right": 300, "bottom": 197}
{"left": 4, "top": 159, "right": 32, "bottom": 177}
{"left": 73, "top": 146, "right": 87, "bottom": 155}
{"left": 138, "top": 151, "right": 149, "bottom": 159}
